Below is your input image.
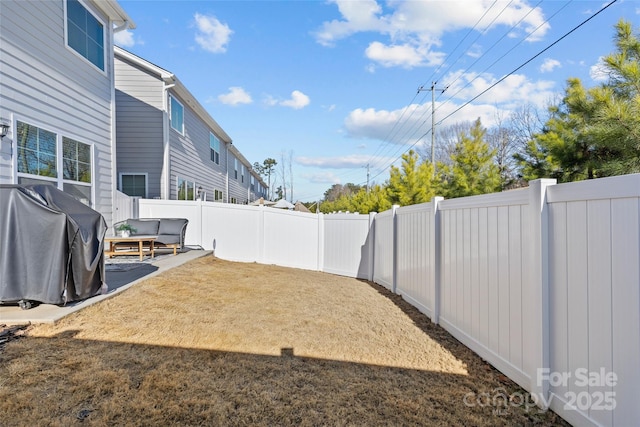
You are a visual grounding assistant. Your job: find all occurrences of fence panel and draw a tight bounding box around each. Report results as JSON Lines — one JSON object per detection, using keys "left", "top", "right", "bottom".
{"left": 373, "top": 208, "right": 395, "bottom": 291}
{"left": 395, "top": 202, "right": 436, "bottom": 318}
{"left": 112, "top": 191, "right": 138, "bottom": 227}
{"left": 262, "top": 208, "right": 320, "bottom": 271}
{"left": 546, "top": 174, "right": 640, "bottom": 427}
{"left": 323, "top": 213, "right": 374, "bottom": 279}
{"left": 138, "top": 199, "right": 203, "bottom": 248}
{"left": 201, "top": 202, "right": 262, "bottom": 262}
{"left": 437, "top": 189, "right": 533, "bottom": 390}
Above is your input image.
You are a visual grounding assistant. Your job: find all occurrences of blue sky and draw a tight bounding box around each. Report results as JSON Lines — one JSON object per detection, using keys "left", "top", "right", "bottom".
{"left": 115, "top": 0, "right": 638, "bottom": 202}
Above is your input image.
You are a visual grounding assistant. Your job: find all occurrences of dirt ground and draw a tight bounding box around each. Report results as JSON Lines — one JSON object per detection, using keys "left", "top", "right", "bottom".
{"left": 0, "top": 256, "right": 568, "bottom": 426}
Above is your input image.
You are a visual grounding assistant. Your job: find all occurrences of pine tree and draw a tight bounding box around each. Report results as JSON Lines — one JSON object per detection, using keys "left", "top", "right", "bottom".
{"left": 517, "top": 20, "right": 640, "bottom": 181}
{"left": 443, "top": 118, "right": 501, "bottom": 198}
{"left": 387, "top": 150, "right": 437, "bottom": 206}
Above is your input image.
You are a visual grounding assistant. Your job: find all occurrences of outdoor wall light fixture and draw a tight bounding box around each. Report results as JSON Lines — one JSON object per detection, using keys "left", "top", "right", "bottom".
{"left": 0, "top": 123, "right": 9, "bottom": 139}
{"left": 196, "top": 186, "right": 203, "bottom": 200}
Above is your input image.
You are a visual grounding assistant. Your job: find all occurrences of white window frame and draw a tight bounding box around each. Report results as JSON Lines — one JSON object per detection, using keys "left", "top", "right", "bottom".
{"left": 234, "top": 158, "right": 238, "bottom": 180}
{"left": 119, "top": 172, "right": 148, "bottom": 198}
{"left": 177, "top": 176, "right": 198, "bottom": 200}
{"left": 14, "top": 118, "right": 95, "bottom": 206}
{"left": 169, "top": 95, "right": 184, "bottom": 135}
{"left": 210, "top": 132, "right": 220, "bottom": 164}
{"left": 63, "top": 0, "right": 107, "bottom": 75}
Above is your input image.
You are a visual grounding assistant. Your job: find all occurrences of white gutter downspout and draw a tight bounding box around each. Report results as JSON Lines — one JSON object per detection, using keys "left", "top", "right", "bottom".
{"left": 110, "top": 20, "right": 132, "bottom": 227}
{"left": 225, "top": 143, "right": 230, "bottom": 203}
{"left": 162, "top": 81, "right": 175, "bottom": 199}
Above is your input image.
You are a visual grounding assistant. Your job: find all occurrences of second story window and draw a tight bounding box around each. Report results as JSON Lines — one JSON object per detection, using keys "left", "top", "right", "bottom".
{"left": 66, "top": 0, "right": 105, "bottom": 71}
{"left": 210, "top": 133, "right": 220, "bottom": 164}
{"left": 234, "top": 158, "right": 238, "bottom": 180}
{"left": 170, "top": 95, "right": 184, "bottom": 134}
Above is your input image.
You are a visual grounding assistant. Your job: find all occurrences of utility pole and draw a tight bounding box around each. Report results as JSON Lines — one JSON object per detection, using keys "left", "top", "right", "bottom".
{"left": 365, "top": 163, "right": 370, "bottom": 194}
{"left": 418, "top": 82, "right": 447, "bottom": 175}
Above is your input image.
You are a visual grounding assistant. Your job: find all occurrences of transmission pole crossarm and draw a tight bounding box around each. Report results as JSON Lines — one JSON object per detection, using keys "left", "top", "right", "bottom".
{"left": 418, "top": 82, "right": 447, "bottom": 175}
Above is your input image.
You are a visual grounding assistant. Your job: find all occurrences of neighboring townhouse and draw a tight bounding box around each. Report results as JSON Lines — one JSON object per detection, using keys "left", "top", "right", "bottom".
{"left": 0, "top": 0, "right": 135, "bottom": 227}
{"left": 113, "top": 47, "right": 267, "bottom": 205}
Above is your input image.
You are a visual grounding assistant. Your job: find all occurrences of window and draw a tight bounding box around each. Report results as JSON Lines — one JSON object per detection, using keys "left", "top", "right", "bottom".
{"left": 17, "top": 122, "right": 57, "bottom": 178}
{"left": 16, "top": 120, "right": 93, "bottom": 206}
{"left": 234, "top": 158, "right": 238, "bottom": 180}
{"left": 251, "top": 175, "right": 255, "bottom": 191}
{"left": 231, "top": 197, "right": 237, "bottom": 204}
{"left": 177, "top": 177, "right": 195, "bottom": 200}
{"left": 120, "top": 174, "right": 147, "bottom": 197}
{"left": 170, "top": 95, "right": 184, "bottom": 134}
{"left": 63, "top": 137, "right": 91, "bottom": 183}
{"left": 214, "top": 189, "right": 223, "bottom": 201}
{"left": 66, "top": 0, "right": 105, "bottom": 71}
{"left": 241, "top": 164, "right": 245, "bottom": 183}
{"left": 210, "top": 133, "right": 220, "bottom": 164}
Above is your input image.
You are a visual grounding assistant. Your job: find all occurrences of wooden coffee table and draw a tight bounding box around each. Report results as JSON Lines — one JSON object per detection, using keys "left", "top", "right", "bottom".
{"left": 105, "top": 235, "right": 157, "bottom": 261}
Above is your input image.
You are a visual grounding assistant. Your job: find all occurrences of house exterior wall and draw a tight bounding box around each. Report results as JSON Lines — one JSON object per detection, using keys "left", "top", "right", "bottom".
{"left": 114, "top": 47, "right": 267, "bottom": 205}
{"left": 114, "top": 56, "right": 165, "bottom": 199}
{"left": 0, "top": 0, "right": 125, "bottom": 226}
{"left": 166, "top": 90, "right": 228, "bottom": 201}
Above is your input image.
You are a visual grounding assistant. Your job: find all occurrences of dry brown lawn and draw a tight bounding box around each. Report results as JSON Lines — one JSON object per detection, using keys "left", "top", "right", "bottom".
{"left": 0, "top": 256, "right": 568, "bottom": 426}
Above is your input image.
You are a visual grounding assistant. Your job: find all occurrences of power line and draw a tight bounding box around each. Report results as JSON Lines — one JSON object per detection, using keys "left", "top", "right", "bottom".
{"left": 437, "top": 0, "right": 618, "bottom": 125}
{"left": 366, "top": 0, "right": 618, "bottom": 188}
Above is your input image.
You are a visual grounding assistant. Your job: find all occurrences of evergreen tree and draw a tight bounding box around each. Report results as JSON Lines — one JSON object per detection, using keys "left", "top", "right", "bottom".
{"left": 517, "top": 20, "right": 640, "bottom": 181}
{"left": 442, "top": 118, "right": 501, "bottom": 198}
{"left": 387, "top": 150, "right": 438, "bottom": 206}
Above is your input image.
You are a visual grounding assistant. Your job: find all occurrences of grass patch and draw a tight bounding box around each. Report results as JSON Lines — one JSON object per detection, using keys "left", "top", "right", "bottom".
{"left": 0, "top": 257, "right": 567, "bottom": 426}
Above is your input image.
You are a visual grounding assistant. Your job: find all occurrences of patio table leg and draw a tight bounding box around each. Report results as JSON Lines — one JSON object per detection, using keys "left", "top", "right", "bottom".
{"left": 138, "top": 240, "right": 144, "bottom": 261}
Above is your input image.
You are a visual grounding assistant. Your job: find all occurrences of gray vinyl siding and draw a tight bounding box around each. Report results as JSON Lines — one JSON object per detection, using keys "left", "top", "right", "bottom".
{"left": 113, "top": 47, "right": 267, "bottom": 204}
{"left": 114, "top": 56, "right": 165, "bottom": 110}
{"left": 167, "top": 93, "right": 227, "bottom": 201}
{"left": 114, "top": 56, "right": 166, "bottom": 198}
{"left": 226, "top": 153, "right": 249, "bottom": 204}
{"left": 0, "top": 0, "right": 116, "bottom": 225}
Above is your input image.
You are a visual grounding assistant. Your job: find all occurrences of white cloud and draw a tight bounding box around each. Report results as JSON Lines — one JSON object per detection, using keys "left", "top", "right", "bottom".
{"left": 540, "top": 58, "right": 561, "bottom": 73}
{"left": 314, "top": 0, "right": 549, "bottom": 69}
{"left": 193, "top": 13, "right": 232, "bottom": 53}
{"left": 218, "top": 87, "right": 253, "bottom": 106}
{"left": 590, "top": 57, "right": 608, "bottom": 82}
{"left": 114, "top": 29, "right": 137, "bottom": 47}
{"left": 365, "top": 42, "right": 443, "bottom": 68}
{"left": 343, "top": 70, "right": 557, "bottom": 144}
{"left": 441, "top": 70, "right": 556, "bottom": 109}
{"left": 301, "top": 172, "right": 343, "bottom": 184}
{"left": 297, "top": 154, "right": 373, "bottom": 169}
{"left": 273, "top": 90, "right": 311, "bottom": 109}
{"left": 314, "top": 0, "right": 385, "bottom": 47}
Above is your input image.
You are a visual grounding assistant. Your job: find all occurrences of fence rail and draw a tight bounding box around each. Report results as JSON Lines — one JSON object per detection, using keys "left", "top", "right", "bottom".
{"left": 131, "top": 175, "right": 640, "bottom": 427}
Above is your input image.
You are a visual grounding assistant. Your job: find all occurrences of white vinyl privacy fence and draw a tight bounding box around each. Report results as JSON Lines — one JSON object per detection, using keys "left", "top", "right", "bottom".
{"left": 135, "top": 175, "right": 640, "bottom": 427}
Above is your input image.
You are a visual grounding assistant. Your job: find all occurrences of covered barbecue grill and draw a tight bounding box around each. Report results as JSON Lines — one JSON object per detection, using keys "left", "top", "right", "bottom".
{"left": 0, "top": 184, "right": 107, "bottom": 308}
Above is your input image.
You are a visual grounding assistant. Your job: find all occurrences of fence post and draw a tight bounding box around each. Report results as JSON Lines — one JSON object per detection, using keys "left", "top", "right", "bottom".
{"left": 257, "top": 205, "right": 265, "bottom": 264}
{"left": 528, "top": 178, "right": 556, "bottom": 408}
{"left": 317, "top": 212, "right": 324, "bottom": 272}
{"left": 197, "top": 199, "right": 203, "bottom": 248}
{"left": 392, "top": 205, "right": 399, "bottom": 294}
{"left": 368, "top": 212, "right": 376, "bottom": 282}
{"left": 431, "top": 197, "right": 443, "bottom": 324}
